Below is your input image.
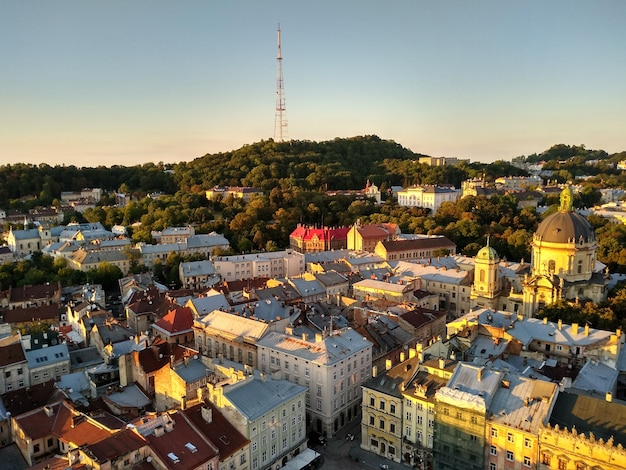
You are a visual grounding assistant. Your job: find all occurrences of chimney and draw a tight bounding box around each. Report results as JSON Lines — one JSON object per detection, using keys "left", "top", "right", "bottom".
{"left": 386, "top": 359, "right": 392, "bottom": 371}
{"left": 400, "top": 351, "right": 405, "bottom": 362}
{"left": 543, "top": 316, "right": 548, "bottom": 324}
{"left": 408, "top": 348, "right": 416, "bottom": 359}
{"left": 201, "top": 406, "right": 213, "bottom": 423}
{"left": 571, "top": 323, "right": 579, "bottom": 335}
{"left": 477, "top": 367, "right": 483, "bottom": 381}
{"left": 315, "top": 333, "right": 323, "bottom": 343}
{"left": 558, "top": 319, "right": 562, "bottom": 331}
{"left": 302, "top": 332, "right": 309, "bottom": 342}
{"left": 418, "top": 350, "right": 424, "bottom": 364}
{"left": 372, "top": 365, "right": 378, "bottom": 377}
{"left": 606, "top": 391, "right": 613, "bottom": 402}
{"left": 438, "top": 357, "right": 445, "bottom": 370}
{"left": 585, "top": 324, "right": 589, "bottom": 336}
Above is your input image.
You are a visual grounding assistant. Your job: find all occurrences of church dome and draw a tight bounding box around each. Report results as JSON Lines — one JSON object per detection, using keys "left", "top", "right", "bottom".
{"left": 476, "top": 245, "right": 499, "bottom": 262}
{"left": 535, "top": 210, "right": 595, "bottom": 244}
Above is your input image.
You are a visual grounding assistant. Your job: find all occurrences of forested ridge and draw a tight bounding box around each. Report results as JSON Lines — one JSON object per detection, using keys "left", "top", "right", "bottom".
{"left": 5, "top": 137, "right": 626, "bottom": 329}
{"left": 1, "top": 137, "right": 625, "bottom": 267}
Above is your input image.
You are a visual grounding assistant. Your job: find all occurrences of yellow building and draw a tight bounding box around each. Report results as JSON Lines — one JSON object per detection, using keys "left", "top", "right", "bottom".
{"left": 361, "top": 348, "right": 456, "bottom": 468}
{"left": 485, "top": 374, "right": 558, "bottom": 470}
{"left": 523, "top": 187, "right": 608, "bottom": 316}
{"left": 539, "top": 389, "right": 626, "bottom": 470}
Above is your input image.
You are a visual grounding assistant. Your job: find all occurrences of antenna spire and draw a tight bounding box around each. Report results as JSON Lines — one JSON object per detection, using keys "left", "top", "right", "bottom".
{"left": 274, "top": 23, "right": 288, "bottom": 142}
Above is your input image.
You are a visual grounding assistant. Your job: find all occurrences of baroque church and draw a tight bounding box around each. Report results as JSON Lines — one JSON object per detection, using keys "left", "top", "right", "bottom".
{"left": 470, "top": 187, "right": 609, "bottom": 317}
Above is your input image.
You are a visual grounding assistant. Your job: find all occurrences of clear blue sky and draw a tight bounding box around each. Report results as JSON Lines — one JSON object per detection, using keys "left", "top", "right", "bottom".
{"left": 2, "top": 1, "right": 626, "bottom": 167}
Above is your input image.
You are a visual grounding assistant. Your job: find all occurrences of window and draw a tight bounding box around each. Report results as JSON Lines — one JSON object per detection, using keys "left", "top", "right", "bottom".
{"left": 379, "top": 400, "right": 385, "bottom": 411}
{"left": 405, "top": 427, "right": 411, "bottom": 438}
{"left": 558, "top": 459, "right": 567, "bottom": 470}
{"left": 34, "top": 443, "right": 40, "bottom": 453}
{"left": 371, "top": 438, "right": 379, "bottom": 447}
{"left": 317, "top": 385, "right": 322, "bottom": 397}
{"left": 240, "top": 454, "right": 246, "bottom": 464}
{"left": 262, "top": 451, "right": 267, "bottom": 463}
{"left": 491, "top": 428, "right": 498, "bottom": 438}
{"left": 390, "top": 404, "right": 396, "bottom": 414}
{"left": 524, "top": 456, "right": 531, "bottom": 467}
{"left": 379, "top": 419, "right": 385, "bottom": 430}
{"left": 417, "top": 416, "right": 423, "bottom": 425}
{"left": 456, "top": 411, "right": 462, "bottom": 420}
{"left": 489, "top": 464, "right": 496, "bottom": 470}
{"left": 524, "top": 437, "right": 531, "bottom": 448}
{"left": 252, "top": 457, "right": 258, "bottom": 470}
{"left": 507, "top": 432, "right": 514, "bottom": 443}
{"left": 369, "top": 415, "right": 375, "bottom": 426}
{"left": 506, "top": 450, "right": 514, "bottom": 461}
{"left": 390, "top": 423, "right": 395, "bottom": 434}
{"left": 370, "top": 397, "right": 375, "bottom": 406}
{"left": 490, "top": 445, "right": 497, "bottom": 456}
{"left": 442, "top": 407, "right": 449, "bottom": 416}
{"left": 4, "top": 371, "right": 9, "bottom": 378}
{"left": 470, "top": 416, "right": 477, "bottom": 424}
{"left": 406, "top": 412, "right": 412, "bottom": 421}
{"left": 542, "top": 454, "right": 551, "bottom": 465}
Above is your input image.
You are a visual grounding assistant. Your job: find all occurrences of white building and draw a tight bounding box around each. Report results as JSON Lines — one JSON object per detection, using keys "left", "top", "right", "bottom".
{"left": 257, "top": 328, "right": 373, "bottom": 438}
{"left": 396, "top": 185, "right": 460, "bottom": 213}
{"left": 212, "top": 250, "right": 305, "bottom": 282}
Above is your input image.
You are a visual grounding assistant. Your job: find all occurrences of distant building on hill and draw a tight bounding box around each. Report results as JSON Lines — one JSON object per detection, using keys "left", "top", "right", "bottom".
{"left": 397, "top": 185, "right": 460, "bottom": 213}
{"left": 205, "top": 185, "right": 263, "bottom": 202}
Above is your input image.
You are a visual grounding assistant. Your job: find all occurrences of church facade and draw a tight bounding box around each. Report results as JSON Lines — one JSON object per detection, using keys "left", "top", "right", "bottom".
{"left": 470, "top": 187, "right": 609, "bottom": 317}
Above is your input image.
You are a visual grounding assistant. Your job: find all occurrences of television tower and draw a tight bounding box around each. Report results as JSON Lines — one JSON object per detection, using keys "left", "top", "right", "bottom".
{"left": 274, "top": 23, "right": 288, "bottom": 142}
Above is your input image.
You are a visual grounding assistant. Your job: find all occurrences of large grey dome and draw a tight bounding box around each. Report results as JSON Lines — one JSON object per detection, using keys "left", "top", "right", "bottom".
{"left": 535, "top": 210, "right": 595, "bottom": 244}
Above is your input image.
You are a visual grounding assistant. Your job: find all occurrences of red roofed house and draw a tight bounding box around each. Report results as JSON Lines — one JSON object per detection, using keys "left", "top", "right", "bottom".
{"left": 1, "top": 304, "right": 60, "bottom": 335}
{"left": 374, "top": 236, "right": 457, "bottom": 261}
{"left": 289, "top": 225, "right": 350, "bottom": 253}
{"left": 119, "top": 339, "right": 174, "bottom": 395}
{"left": 132, "top": 410, "right": 220, "bottom": 470}
{"left": 0, "top": 334, "right": 28, "bottom": 394}
{"left": 0, "top": 282, "right": 62, "bottom": 309}
{"left": 12, "top": 400, "right": 120, "bottom": 466}
{"left": 181, "top": 401, "right": 250, "bottom": 470}
{"left": 152, "top": 306, "right": 195, "bottom": 345}
{"left": 347, "top": 221, "right": 400, "bottom": 252}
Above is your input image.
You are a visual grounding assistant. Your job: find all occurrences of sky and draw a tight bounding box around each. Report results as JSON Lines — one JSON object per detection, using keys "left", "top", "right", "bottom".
{"left": 2, "top": 1, "right": 626, "bottom": 168}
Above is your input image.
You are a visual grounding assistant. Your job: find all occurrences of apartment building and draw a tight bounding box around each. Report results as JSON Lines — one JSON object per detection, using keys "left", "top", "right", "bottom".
{"left": 257, "top": 327, "right": 372, "bottom": 438}
{"left": 212, "top": 250, "right": 305, "bottom": 282}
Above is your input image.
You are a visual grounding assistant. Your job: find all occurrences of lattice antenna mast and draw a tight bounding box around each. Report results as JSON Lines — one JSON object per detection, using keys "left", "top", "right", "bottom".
{"left": 274, "top": 23, "right": 288, "bottom": 142}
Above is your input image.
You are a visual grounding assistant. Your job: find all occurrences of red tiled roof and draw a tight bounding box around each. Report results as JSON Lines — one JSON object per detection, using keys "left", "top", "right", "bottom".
{"left": 85, "top": 428, "right": 147, "bottom": 462}
{"left": 137, "top": 342, "right": 172, "bottom": 373}
{"left": 51, "top": 401, "right": 114, "bottom": 446}
{"left": 290, "top": 226, "right": 350, "bottom": 242}
{"left": 154, "top": 306, "right": 194, "bottom": 334}
{"left": 0, "top": 341, "right": 26, "bottom": 367}
{"left": 15, "top": 402, "right": 62, "bottom": 440}
{"left": 143, "top": 411, "right": 218, "bottom": 468}
{"left": 356, "top": 224, "right": 392, "bottom": 239}
{"left": 8, "top": 283, "right": 61, "bottom": 302}
{"left": 2, "top": 304, "right": 60, "bottom": 323}
{"left": 380, "top": 237, "right": 456, "bottom": 252}
{"left": 181, "top": 402, "right": 249, "bottom": 461}
{"left": 2, "top": 379, "right": 61, "bottom": 416}
{"left": 400, "top": 308, "right": 445, "bottom": 328}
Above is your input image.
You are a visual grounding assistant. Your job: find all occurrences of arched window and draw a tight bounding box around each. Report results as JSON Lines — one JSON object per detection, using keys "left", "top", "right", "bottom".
{"left": 578, "top": 260, "right": 583, "bottom": 274}
{"left": 548, "top": 260, "right": 556, "bottom": 273}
